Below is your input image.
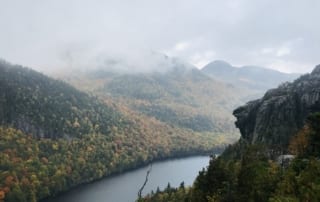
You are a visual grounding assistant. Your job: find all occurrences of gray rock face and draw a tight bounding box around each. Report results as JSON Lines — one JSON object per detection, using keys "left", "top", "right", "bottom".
{"left": 233, "top": 65, "right": 320, "bottom": 147}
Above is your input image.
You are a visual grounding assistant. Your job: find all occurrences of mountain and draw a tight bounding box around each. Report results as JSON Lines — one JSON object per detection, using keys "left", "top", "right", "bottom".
{"left": 141, "top": 65, "right": 320, "bottom": 202}
{"left": 0, "top": 60, "right": 124, "bottom": 139}
{"left": 201, "top": 60, "right": 299, "bottom": 92}
{"left": 0, "top": 60, "right": 228, "bottom": 202}
{"left": 61, "top": 59, "right": 254, "bottom": 137}
{"left": 233, "top": 64, "right": 320, "bottom": 147}
{"left": 2, "top": 55, "right": 307, "bottom": 202}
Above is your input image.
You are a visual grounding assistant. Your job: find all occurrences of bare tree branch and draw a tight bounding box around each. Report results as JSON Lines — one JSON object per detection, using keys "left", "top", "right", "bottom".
{"left": 138, "top": 163, "right": 152, "bottom": 199}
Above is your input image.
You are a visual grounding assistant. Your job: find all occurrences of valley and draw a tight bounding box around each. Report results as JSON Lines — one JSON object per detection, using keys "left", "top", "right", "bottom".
{"left": 1, "top": 1, "right": 319, "bottom": 201}
{"left": 0, "top": 58, "right": 299, "bottom": 202}
{"left": 141, "top": 65, "right": 320, "bottom": 202}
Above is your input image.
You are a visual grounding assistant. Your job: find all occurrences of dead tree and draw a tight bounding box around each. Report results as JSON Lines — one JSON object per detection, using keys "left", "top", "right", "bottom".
{"left": 138, "top": 164, "right": 152, "bottom": 199}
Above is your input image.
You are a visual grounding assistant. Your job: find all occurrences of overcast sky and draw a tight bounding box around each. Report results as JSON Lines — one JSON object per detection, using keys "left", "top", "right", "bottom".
{"left": 0, "top": 0, "right": 319, "bottom": 73}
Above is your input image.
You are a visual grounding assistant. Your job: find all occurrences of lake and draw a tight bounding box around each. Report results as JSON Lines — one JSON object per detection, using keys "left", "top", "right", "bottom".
{"left": 43, "top": 156, "right": 210, "bottom": 202}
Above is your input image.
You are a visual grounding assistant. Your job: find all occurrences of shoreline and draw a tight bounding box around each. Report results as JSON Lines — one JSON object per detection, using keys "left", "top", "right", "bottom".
{"left": 40, "top": 151, "right": 219, "bottom": 202}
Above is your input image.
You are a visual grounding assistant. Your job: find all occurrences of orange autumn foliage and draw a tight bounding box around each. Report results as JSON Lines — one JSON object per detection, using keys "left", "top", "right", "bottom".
{"left": 288, "top": 125, "right": 310, "bottom": 156}
{"left": 0, "top": 190, "right": 5, "bottom": 200}
{"left": 4, "top": 176, "right": 14, "bottom": 186}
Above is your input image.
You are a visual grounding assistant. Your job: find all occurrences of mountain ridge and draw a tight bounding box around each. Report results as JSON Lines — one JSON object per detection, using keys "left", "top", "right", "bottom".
{"left": 0, "top": 60, "right": 126, "bottom": 139}
{"left": 201, "top": 60, "right": 300, "bottom": 91}
{"left": 141, "top": 64, "right": 320, "bottom": 202}
{"left": 0, "top": 59, "right": 229, "bottom": 202}
{"left": 61, "top": 62, "right": 253, "bottom": 135}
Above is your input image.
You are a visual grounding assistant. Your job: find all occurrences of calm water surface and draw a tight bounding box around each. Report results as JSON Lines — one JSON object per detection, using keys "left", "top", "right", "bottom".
{"left": 43, "top": 156, "right": 210, "bottom": 202}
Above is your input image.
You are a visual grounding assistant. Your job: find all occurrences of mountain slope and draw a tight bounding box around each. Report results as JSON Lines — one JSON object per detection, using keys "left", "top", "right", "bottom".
{"left": 62, "top": 62, "right": 253, "bottom": 136}
{"left": 201, "top": 60, "right": 299, "bottom": 91}
{"left": 0, "top": 60, "right": 230, "bottom": 202}
{"left": 141, "top": 65, "right": 320, "bottom": 202}
{"left": 233, "top": 64, "right": 320, "bottom": 147}
{"left": 0, "top": 60, "right": 124, "bottom": 139}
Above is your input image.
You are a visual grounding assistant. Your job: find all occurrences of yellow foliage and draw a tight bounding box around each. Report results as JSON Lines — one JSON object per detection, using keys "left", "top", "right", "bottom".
{"left": 52, "top": 143, "right": 59, "bottom": 150}
{"left": 289, "top": 126, "right": 310, "bottom": 156}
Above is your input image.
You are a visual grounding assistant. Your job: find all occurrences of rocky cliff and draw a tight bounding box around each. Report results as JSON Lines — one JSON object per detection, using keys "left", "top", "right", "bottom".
{"left": 233, "top": 65, "right": 320, "bottom": 147}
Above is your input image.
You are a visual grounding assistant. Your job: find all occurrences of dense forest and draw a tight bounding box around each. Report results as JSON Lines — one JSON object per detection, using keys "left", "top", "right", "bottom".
{"left": 62, "top": 61, "right": 255, "bottom": 135}
{"left": 0, "top": 61, "right": 230, "bottom": 202}
{"left": 0, "top": 59, "right": 308, "bottom": 202}
{"left": 140, "top": 113, "right": 320, "bottom": 202}
{"left": 0, "top": 60, "right": 125, "bottom": 139}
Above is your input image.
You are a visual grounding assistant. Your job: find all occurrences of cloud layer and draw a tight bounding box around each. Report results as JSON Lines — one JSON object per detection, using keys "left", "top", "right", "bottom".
{"left": 0, "top": 0, "right": 319, "bottom": 73}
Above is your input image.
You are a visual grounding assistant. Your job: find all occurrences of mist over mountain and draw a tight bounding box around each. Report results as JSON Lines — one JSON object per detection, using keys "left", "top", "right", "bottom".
{"left": 1, "top": 1, "right": 320, "bottom": 202}
{"left": 0, "top": 59, "right": 229, "bottom": 202}
{"left": 56, "top": 50, "right": 195, "bottom": 76}
{"left": 61, "top": 55, "right": 256, "bottom": 136}
{"left": 0, "top": 60, "right": 126, "bottom": 139}
{"left": 142, "top": 65, "right": 320, "bottom": 202}
{"left": 0, "top": 55, "right": 318, "bottom": 202}
{"left": 202, "top": 60, "right": 300, "bottom": 91}
{"left": 59, "top": 55, "right": 303, "bottom": 139}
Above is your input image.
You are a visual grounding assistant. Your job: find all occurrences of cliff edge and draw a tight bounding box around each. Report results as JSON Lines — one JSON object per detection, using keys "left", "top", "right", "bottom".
{"left": 233, "top": 65, "right": 320, "bottom": 147}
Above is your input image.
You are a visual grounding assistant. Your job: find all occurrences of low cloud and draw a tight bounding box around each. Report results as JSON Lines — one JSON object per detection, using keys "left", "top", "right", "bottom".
{"left": 0, "top": 0, "right": 319, "bottom": 74}
{"left": 276, "top": 47, "right": 291, "bottom": 57}
{"left": 174, "top": 42, "right": 190, "bottom": 52}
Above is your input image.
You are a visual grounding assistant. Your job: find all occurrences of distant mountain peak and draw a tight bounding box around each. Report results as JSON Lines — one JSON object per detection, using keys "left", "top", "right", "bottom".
{"left": 203, "top": 60, "right": 233, "bottom": 69}
{"left": 201, "top": 60, "right": 300, "bottom": 91}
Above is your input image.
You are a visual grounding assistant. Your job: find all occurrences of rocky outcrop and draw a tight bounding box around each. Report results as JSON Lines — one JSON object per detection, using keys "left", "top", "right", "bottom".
{"left": 233, "top": 65, "right": 320, "bottom": 147}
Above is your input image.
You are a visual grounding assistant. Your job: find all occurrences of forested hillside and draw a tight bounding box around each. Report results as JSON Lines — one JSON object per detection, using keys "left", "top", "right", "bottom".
{"left": 0, "top": 60, "right": 228, "bottom": 202}
{"left": 140, "top": 66, "right": 320, "bottom": 202}
{"left": 0, "top": 60, "right": 124, "bottom": 139}
{"left": 61, "top": 61, "right": 253, "bottom": 136}
{"left": 61, "top": 58, "right": 299, "bottom": 139}
{"left": 140, "top": 113, "right": 320, "bottom": 202}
